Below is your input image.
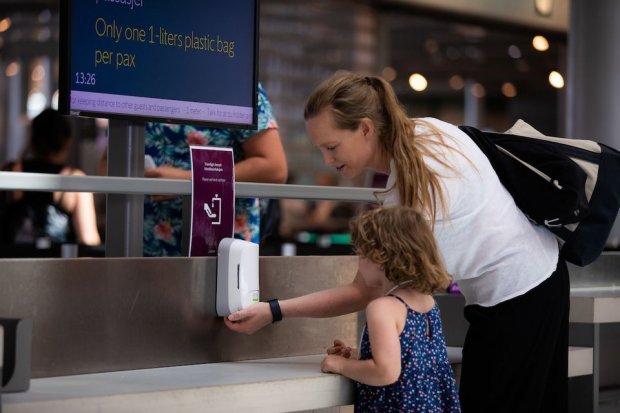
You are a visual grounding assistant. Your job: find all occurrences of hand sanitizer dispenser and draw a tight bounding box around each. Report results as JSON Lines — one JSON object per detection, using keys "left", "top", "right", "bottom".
{"left": 216, "top": 238, "right": 260, "bottom": 316}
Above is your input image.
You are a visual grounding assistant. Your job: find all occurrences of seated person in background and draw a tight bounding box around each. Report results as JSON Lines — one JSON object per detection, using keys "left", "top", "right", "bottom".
{"left": 303, "top": 171, "right": 357, "bottom": 232}
{"left": 0, "top": 108, "right": 101, "bottom": 246}
{"left": 278, "top": 172, "right": 357, "bottom": 240}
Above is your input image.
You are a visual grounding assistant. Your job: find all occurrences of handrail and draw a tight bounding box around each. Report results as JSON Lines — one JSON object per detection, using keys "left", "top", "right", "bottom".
{"left": 0, "top": 171, "right": 378, "bottom": 202}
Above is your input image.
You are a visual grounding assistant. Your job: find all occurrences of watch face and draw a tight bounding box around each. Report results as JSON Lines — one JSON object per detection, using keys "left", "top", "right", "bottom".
{"left": 535, "top": 0, "right": 553, "bottom": 17}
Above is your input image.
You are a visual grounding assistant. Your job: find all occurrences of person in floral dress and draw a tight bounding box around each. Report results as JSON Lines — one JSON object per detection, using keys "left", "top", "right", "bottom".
{"left": 143, "top": 84, "right": 287, "bottom": 256}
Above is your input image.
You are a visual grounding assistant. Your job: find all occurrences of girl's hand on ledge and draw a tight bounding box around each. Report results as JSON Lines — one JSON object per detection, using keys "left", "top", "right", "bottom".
{"left": 326, "top": 339, "right": 354, "bottom": 359}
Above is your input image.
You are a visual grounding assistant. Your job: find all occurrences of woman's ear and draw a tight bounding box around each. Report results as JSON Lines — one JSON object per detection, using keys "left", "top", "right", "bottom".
{"left": 359, "top": 117, "right": 374, "bottom": 138}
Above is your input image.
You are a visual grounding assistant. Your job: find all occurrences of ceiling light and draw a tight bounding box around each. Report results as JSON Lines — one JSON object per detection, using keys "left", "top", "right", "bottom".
{"left": 5, "top": 61, "right": 20, "bottom": 77}
{"left": 508, "top": 45, "right": 522, "bottom": 59}
{"left": 449, "top": 75, "right": 464, "bottom": 90}
{"left": 408, "top": 73, "right": 428, "bottom": 92}
{"left": 502, "top": 82, "right": 517, "bottom": 98}
{"left": 32, "top": 64, "right": 46, "bottom": 82}
{"left": 27, "top": 91, "right": 47, "bottom": 119}
{"left": 535, "top": 0, "right": 554, "bottom": 17}
{"left": 52, "top": 90, "right": 59, "bottom": 110}
{"left": 532, "top": 35, "right": 549, "bottom": 51}
{"left": 0, "top": 17, "right": 11, "bottom": 33}
{"left": 382, "top": 66, "right": 397, "bottom": 82}
{"left": 470, "top": 83, "right": 486, "bottom": 98}
{"left": 548, "top": 71, "right": 564, "bottom": 88}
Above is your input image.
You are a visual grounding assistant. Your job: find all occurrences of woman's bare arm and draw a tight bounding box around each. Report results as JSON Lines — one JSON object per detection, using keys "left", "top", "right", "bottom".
{"left": 224, "top": 269, "right": 384, "bottom": 335}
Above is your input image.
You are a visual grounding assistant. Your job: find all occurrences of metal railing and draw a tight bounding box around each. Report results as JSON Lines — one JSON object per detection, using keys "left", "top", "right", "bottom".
{"left": 0, "top": 171, "right": 377, "bottom": 202}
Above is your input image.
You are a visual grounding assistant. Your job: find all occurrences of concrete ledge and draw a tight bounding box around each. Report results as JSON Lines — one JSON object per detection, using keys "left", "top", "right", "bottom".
{"left": 3, "top": 349, "right": 593, "bottom": 413}
{"left": 568, "top": 347, "right": 594, "bottom": 377}
{"left": 446, "top": 346, "right": 593, "bottom": 378}
{"left": 446, "top": 346, "right": 463, "bottom": 364}
{"left": 3, "top": 355, "right": 354, "bottom": 413}
{"left": 569, "top": 294, "right": 620, "bottom": 323}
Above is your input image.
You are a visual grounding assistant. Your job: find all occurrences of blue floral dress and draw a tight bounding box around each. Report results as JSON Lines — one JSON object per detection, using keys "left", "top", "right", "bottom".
{"left": 143, "top": 84, "right": 278, "bottom": 257}
{"left": 356, "top": 295, "right": 461, "bottom": 412}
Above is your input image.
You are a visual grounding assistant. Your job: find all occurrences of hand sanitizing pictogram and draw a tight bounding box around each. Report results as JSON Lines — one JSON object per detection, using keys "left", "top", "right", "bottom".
{"left": 204, "top": 194, "right": 222, "bottom": 225}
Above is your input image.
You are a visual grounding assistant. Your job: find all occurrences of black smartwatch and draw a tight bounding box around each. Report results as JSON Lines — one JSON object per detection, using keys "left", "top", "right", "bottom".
{"left": 267, "top": 298, "right": 282, "bottom": 323}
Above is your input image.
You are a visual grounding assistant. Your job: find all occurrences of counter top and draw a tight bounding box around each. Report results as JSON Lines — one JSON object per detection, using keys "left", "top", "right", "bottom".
{"left": 571, "top": 287, "right": 620, "bottom": 297}
{"left": 3, "top": 347, "right": 592, "bottom": 413}
{"left": 569, "top": 291, "right": 620, "bottom": 323}
{"left": 444, "top": 346, "right": 591, "bottom": 378}
{"left": 3, "top": 355, "right": 353, "bottom": 413}
{"left": 439, "top": 291, "right": 620, "bottom": 324}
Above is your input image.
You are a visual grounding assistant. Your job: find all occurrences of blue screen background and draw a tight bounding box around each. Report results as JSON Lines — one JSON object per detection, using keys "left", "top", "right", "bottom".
{"left": 70, "top": 0, "right": 256, "bottom": 108}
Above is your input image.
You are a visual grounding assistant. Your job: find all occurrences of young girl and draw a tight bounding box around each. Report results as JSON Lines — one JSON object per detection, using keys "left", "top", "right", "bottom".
{"left": 320, "top": 206, "right": 460, "bottom": 412}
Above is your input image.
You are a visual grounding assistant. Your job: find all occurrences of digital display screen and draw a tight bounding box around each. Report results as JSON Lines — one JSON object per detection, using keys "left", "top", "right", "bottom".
{"left": 59, "top": 0, "right": 259, "bottom": 128}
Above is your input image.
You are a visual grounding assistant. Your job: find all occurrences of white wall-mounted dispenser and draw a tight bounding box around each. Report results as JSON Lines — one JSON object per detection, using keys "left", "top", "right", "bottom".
{"left": 216, "top": 238, "right": 260, "bottom": 316}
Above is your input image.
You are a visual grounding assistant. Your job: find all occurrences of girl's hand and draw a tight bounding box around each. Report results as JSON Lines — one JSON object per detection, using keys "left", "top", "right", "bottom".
{"left": 321, "top": 354, "right": 345, "bottom": 375}
{"left": 223, "top": 302, "right": 273, "bottom": 335}
{"left": 326, "top": 339, "right": 353, "bottom": 359}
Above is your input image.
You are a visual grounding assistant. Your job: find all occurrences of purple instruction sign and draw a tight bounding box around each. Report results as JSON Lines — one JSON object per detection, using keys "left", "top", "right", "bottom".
{"left": 189, "top": 146, "right": 235, "bottom": 256}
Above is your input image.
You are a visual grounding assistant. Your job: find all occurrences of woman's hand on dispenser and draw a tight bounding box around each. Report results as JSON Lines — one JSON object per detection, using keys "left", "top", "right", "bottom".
{"left": 223, "top": 302, "right": 272, "bottom": 334}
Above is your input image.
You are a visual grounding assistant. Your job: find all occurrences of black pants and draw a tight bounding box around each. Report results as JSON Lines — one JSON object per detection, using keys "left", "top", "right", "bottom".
{"left": 459, "top": 259, "right": 569, "bottom": 413}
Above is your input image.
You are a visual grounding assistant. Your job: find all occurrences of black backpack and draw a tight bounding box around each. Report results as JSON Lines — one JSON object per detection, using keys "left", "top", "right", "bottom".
{"left": 459, "top": 120, "right": 620, "bottom": 266}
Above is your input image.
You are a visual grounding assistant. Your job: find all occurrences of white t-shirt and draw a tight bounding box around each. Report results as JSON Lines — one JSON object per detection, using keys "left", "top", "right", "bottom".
{"left": 382, "top": 117, "right": 559, "bottom": 307}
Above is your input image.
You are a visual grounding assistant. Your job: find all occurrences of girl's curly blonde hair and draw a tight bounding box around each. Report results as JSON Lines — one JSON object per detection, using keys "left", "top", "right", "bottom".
{"left": 350, "top": 206, "right": 451, "bottom": 294}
